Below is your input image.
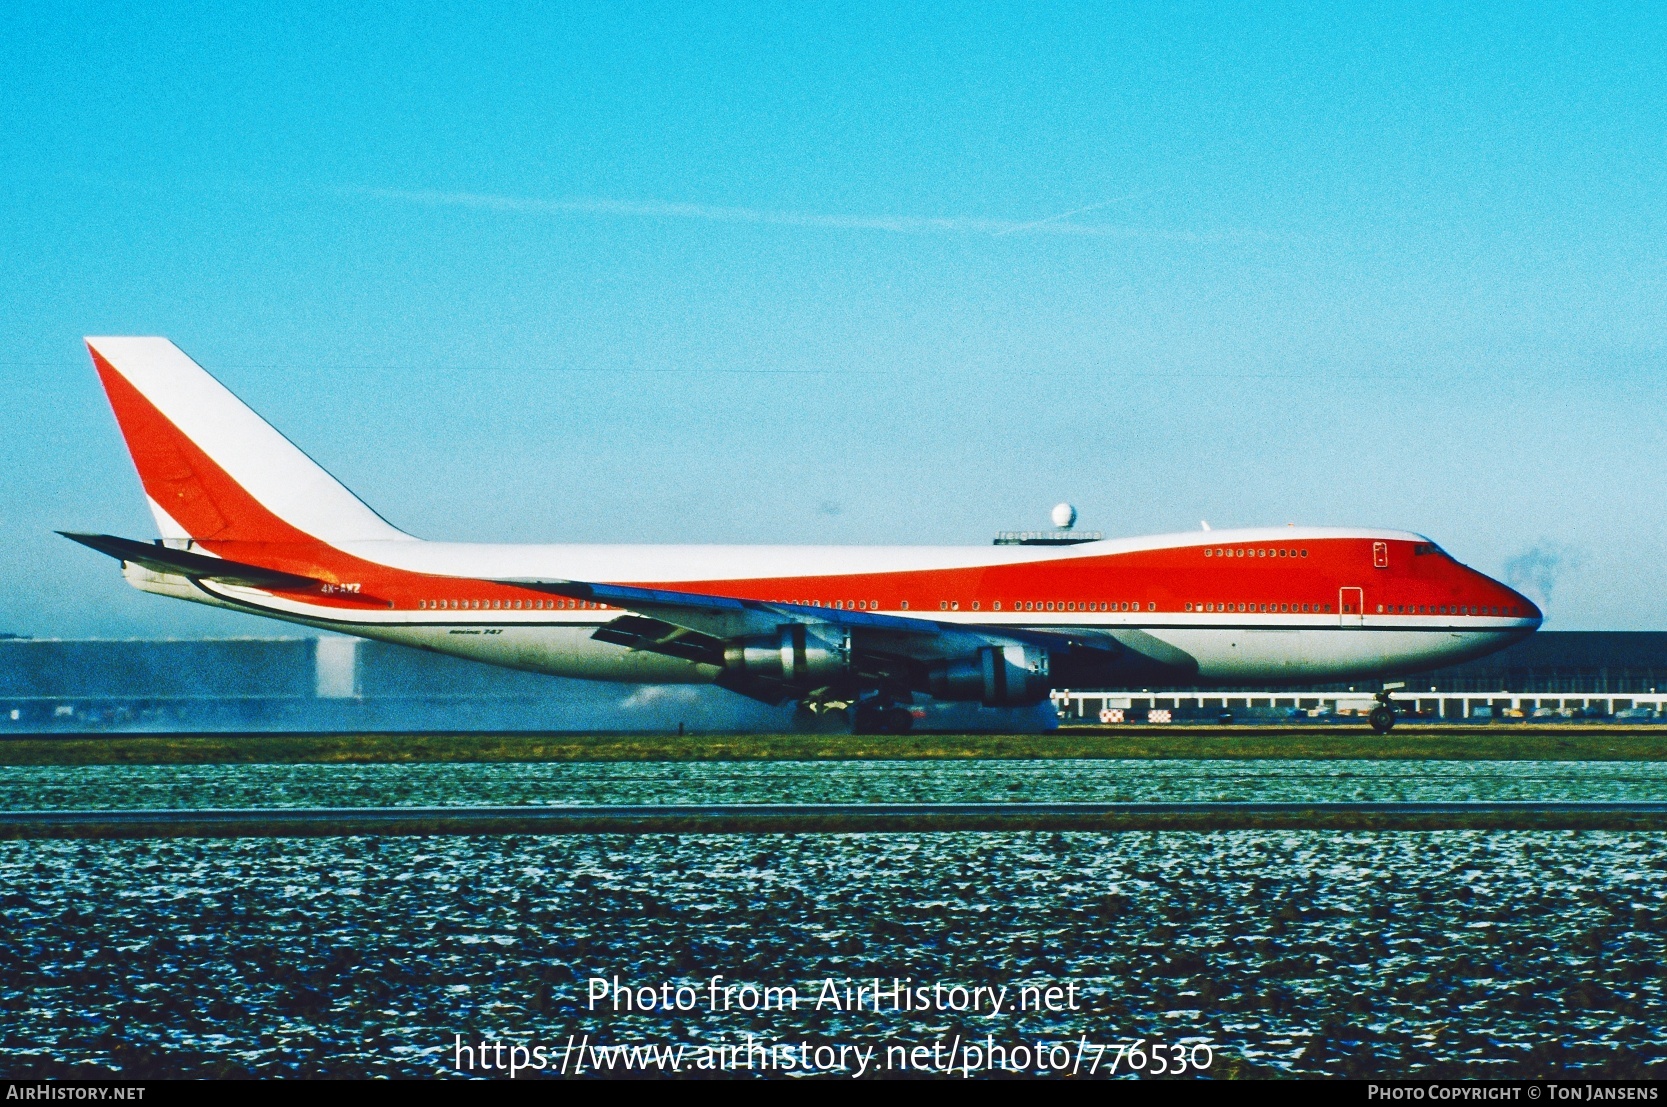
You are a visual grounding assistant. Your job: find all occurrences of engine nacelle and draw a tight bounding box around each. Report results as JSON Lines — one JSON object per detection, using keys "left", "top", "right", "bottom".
{"left": 927, "top": 645, "right": 1051, "bottom": 707}
{"left": 724, "top": 624, "right": 851, "bottom": 685}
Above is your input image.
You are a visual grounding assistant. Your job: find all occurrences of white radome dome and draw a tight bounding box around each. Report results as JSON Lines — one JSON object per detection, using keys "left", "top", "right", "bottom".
{"left": 1051, "top": 502, "right": 1077, "bottom": 529}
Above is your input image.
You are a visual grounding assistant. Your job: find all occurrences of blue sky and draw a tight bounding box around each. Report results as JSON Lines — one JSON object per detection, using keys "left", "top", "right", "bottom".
{"left": 2, "top": 3, "right": 1664, "bottom": 637}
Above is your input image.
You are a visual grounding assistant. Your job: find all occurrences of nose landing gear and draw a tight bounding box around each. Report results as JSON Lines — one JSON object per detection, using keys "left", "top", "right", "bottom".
{"left": 1369, "top": 683, "right": 1404, "bottom": 734}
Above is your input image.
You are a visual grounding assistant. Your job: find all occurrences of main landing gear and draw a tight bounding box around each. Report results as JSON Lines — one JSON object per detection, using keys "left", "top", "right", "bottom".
{"left": 1369, "top": 683, "right": 1404, "bottom": 734}
{"left": 851, "top": 702, "right": 915, "bottom": 735}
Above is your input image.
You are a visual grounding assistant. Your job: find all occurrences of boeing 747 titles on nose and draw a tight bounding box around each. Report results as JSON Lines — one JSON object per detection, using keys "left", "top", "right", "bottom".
{"left": 63, "top": 338, "right": 1540, "bottom": 733}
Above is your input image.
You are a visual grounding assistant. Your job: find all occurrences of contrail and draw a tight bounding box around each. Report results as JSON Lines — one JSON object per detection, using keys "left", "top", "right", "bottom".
{"left": 344, "top": 186, "right": 1244, "bottom": 242}
{"left": 991, "top": 196, "right": 1138, "bottom": 237}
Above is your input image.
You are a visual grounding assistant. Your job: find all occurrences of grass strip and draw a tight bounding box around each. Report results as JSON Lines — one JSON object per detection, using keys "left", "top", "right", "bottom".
{"left": 2, "top": 726, "right": 1667, "bottom": 765}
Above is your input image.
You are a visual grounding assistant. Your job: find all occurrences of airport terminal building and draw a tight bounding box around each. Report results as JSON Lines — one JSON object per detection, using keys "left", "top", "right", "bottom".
{"left": 0, "top": 634, "right": 797, "bottom": 734}
{"left": 1052, "top": 631, "right": 1667, "bottom": 723}
{"left": 2, "top": 631, "right": 1665, "bottom": 732}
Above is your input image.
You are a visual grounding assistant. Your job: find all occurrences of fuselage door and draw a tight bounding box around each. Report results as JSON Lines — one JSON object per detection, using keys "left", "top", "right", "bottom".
{"left": 1339, "top": 587, "right": 1364, "bottom": 628}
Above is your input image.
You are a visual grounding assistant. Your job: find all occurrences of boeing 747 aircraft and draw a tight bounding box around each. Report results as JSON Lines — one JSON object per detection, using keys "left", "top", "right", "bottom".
{"left": 64, "top": 338, "right": 1540, "bottom": 733}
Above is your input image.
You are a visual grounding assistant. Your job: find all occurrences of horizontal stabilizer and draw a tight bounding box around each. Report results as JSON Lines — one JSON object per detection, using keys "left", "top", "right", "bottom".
{"left": 58, "top": 532, "right": 320, "bottom": 590}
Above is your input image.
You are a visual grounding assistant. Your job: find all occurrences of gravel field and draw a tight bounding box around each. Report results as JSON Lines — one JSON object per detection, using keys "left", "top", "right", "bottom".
{"left": 3, "top": 827, "right": 1665, "bottom": 1078}
{"left": 4, "top": 758, "right": 1667, "bottom": 810}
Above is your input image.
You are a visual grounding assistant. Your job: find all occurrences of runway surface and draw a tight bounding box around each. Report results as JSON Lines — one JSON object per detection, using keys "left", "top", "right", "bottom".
{"left": 4, "top": 800, "right": 1667, "bottom": 837}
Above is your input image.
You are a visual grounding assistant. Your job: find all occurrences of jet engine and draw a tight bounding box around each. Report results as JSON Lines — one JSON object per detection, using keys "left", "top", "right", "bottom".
{"left": 724, "top": 623, "right": 851, "bottom": 685}
{"left": 927, "top": 644, "right": 1051, "bottom": 706}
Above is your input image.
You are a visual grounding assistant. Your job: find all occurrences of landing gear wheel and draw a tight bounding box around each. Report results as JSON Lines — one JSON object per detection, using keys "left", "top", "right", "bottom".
{"left": 1368, "top": 705, "right": 1396, "bottom": 734}
{"left": 852, "top": 704, "right": 915, "bottom": 735}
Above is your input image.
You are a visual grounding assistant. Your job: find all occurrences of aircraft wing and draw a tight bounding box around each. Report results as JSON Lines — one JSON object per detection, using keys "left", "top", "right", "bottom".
{"left": 502, "top": 574, "right": 1143, "bottom": 704}
{"left": 500, "top": 576, "right": 1089, "bottom": 660}
{"left": 499, "top": 572, "right": 1143, "bottom": 703}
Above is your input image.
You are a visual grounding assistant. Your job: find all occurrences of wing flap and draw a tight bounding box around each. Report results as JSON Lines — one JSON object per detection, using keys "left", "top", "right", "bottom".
{"left": 589, "top": 615, "right": 727, "bottom": 667}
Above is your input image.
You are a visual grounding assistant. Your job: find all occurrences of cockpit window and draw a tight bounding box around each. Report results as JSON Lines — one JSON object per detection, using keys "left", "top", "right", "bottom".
{"left": 1413, "top": 543, "right": 1442, "bottom": 556}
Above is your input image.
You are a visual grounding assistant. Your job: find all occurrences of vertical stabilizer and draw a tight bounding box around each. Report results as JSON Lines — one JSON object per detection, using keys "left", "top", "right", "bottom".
{"left": 84, "top": 337, "right": 412, "bottom": 547}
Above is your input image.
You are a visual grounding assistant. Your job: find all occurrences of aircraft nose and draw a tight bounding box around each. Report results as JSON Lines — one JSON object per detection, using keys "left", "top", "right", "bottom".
{"left": 1486, "top": 570, "right": 1542, "bottom": 627}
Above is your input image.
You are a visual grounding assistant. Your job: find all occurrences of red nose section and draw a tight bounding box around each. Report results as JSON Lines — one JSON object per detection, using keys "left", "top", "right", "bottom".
{"left": 1472, "top": 565, "right": 1542, "bottom": 625}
